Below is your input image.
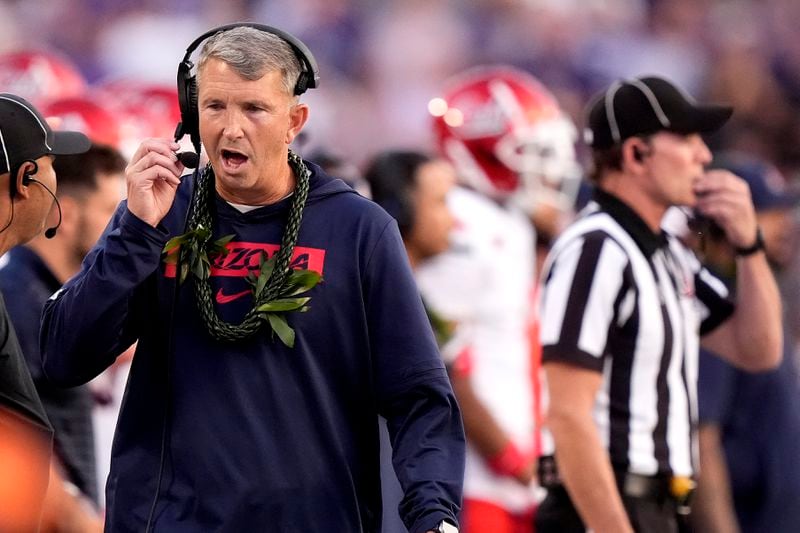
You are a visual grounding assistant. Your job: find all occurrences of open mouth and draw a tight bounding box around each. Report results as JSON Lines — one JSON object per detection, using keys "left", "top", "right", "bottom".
{"left": 221, "top": 148, "right": 249, "bottom": 169}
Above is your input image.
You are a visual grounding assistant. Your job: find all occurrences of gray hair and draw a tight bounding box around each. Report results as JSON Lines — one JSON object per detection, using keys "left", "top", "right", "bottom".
{"left": 197, "top": 26, "right": 302, "bottom": 98}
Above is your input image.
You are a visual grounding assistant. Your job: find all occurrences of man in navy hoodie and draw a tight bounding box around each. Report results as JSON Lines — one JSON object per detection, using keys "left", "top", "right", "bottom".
{"left": 40, "top": 25, "right": 464, "bottom": 533}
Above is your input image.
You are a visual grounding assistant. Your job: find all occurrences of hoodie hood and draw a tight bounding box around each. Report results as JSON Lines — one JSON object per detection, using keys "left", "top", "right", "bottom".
{"left": 302, "top": 159, "right": 362, "bottom": 204}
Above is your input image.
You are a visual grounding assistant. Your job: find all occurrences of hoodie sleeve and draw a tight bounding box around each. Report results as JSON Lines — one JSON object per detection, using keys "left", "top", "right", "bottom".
{"left": 363, "top": 219, "right": 465, "bottom": 533}
{"left": 40, "top": 203, "right": 170, "bottom": 386}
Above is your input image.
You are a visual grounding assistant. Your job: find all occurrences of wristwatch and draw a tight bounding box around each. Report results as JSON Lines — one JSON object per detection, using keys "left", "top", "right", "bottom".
{"left": 434, "top": 520, "right": 459, "bottom": 533}
{"left": 734, "top": 227, "right": 765, "bottom": 257}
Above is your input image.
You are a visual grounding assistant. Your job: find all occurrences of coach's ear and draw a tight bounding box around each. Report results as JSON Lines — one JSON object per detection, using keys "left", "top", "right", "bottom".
{"left": 285, "top": 103, "right": 309, "bottom": 145}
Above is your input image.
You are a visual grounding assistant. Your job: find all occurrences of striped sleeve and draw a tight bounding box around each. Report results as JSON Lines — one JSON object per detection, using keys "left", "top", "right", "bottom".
{"left": 540, "top": 230, "right": 630, "bottom": 371}
{"left": 695, "top": 265, "right": 735, "bottom": 335}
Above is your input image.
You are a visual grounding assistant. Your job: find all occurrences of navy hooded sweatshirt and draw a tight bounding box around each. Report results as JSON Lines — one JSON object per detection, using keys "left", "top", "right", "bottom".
{"left": 40, "top": 162, "right": 465, "bottom": 532}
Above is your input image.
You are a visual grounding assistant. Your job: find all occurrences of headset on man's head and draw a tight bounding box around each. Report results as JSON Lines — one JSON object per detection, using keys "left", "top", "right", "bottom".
{"left": 146, "top": 28, "right": 317, "bottom": 529}
{"left": 174, "top": 22, "right": 320, "bottom": 153}
{"left": 9, "top": 161, "right": 36, "bottom": 199}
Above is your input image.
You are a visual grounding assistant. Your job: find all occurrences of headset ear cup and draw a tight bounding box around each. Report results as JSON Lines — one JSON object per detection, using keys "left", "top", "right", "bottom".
{"left": 176, "top": 61, "right": 198, "bottom": 142}
{"left": 294, "top": 73, "right": 308, "bottom": 96}
{"left": 187, "top": 76, "right": 199, "bottom": 144}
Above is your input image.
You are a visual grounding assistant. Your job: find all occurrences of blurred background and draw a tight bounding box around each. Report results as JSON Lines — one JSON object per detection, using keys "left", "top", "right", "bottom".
{"left": 2, "top": 1, "right": 800, "bottom": 531}
{"left": 1, "top": 0, "right": 799, "bottom": 176}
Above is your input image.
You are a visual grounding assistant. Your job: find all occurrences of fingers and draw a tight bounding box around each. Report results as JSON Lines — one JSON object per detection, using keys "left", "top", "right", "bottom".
{"left": 125, "top": 139, "right": 186, "bottom": 228}
{"left": 130, "top": 151, "right": 183, "bottom": 185}
{"left": 695, "top": 171, "right": 752, "bottom": 212}
{"left": 694, "top": 169, "right": 749, "bottom": 198}
{"left": 695, "top": 169, "right": 758, "bottom": 246}
{"left": 127, "top": 139, "right": 185, "bottom": 187}
{"left": 129, "top": 138, "right": 181, "bottom": 166}
{"left": 695, "top": 188, "right": 745, "bottom": 214}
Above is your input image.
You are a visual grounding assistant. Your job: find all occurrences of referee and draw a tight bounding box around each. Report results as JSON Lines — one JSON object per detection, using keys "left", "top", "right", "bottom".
{"left": 536, "top": 76, "right": 782, "bottom": 533}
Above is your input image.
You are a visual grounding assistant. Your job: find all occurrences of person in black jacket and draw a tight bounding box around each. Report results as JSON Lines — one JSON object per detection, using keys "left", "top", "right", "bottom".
{"left": 1, "top": 144, "right": 126, "bottom": 532}
{"left": 0, "top": 92, "right": 89, "bottom": 531}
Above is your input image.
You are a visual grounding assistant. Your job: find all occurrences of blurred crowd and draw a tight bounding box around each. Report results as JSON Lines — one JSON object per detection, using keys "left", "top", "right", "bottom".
{"left": 0, "top": 0, "right": 799, "bottom": 175}
{"left": 0, "top": 1, "right": 799, "bottom": 532}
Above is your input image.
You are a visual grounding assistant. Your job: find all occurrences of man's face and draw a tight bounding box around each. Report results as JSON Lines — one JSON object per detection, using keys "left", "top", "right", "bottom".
{"left": 640, "top": 132, "right": 712, "bottom": 208}
{"left": 74, "top": 172, "right": 124, "bottom": 258}
{"left": 407, "top": 159, "right": 456, "bottom": 261}
{"left": 197, "top": 58, "right": 308, "bottom": 202}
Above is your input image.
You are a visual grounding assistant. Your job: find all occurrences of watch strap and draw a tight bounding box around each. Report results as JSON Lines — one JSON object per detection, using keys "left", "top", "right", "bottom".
{"left": 734, "top": 227, "right": 765, "bottom": 257}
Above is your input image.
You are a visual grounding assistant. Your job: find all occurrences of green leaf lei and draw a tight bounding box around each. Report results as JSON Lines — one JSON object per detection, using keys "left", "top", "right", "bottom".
{"left": 424, "top": 302, "right": 456, "bottom": 348}
{"left": 162, "top": 150, "right": 321, "bottom": 347}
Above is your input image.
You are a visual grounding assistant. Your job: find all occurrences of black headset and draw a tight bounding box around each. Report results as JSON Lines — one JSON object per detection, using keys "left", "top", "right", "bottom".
{"left": 3, "top": 159, "right": 61, "bottom": 238}
{"left": 175, "top": 22, "right": 320, "bottom": 153}
{"left": 1, "top": 162, "right": 36, "bottom": 235}
{"left": 9, "top": 159, "right": 38, "bottom": 198}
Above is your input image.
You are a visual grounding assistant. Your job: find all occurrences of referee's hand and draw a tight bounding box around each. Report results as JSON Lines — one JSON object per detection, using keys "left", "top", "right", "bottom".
{"left": 693, "top": 169, "right": 759, "bottom": 249}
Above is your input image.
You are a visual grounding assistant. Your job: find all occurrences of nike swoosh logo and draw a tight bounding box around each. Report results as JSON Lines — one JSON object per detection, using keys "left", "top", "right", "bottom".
{"left": 215, "top": 288, "right": 251, "bottom": 304}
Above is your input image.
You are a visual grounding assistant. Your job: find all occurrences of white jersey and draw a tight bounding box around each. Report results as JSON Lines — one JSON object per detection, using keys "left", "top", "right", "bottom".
{"left": 416, "top": 186, "right": 539, "bottom": 512}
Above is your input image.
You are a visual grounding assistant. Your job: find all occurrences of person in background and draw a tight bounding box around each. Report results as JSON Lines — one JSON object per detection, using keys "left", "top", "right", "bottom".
{"left": 688, "top": 153, "right": 800, "bottom": 533}
{"left": 0, "top": 144, "right": 125, "bottom": 532}
{"left": 41, "top": 88, "right": 140, "bottom": 513}
{"left": 364, "top": 150, "right": 456, "bottom": 270}
{"left": 0, "top": 93, "right": 90, "bottom": 532}
{"left": 363, "top": 149, "right": 458, "bottom": 533}
{"left": 538, "top": 76, "right": 782, "bottom": 533}
{"left": 417, "top": 65, "right": 581, "bottom": 533}
{"left": 39, "top": 25, "right": 464, "bottom": 533}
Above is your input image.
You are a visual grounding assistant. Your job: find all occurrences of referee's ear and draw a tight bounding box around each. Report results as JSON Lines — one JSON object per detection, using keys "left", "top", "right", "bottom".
{"left": 621, "top": 138, "right": 651, "bottom": 172}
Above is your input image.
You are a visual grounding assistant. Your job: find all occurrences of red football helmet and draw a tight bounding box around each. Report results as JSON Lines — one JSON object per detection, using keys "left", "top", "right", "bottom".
{"left": 430, "top": 66, "right": 580, "bottom": 212}
{"left": 94, "top": 81, "right": 183, "bottom": 158}
{"left": 0, "top": 50, "right": 86, "bottom": 105}
{"left": 42, "top": 96, "right": 123, "bottom": 148}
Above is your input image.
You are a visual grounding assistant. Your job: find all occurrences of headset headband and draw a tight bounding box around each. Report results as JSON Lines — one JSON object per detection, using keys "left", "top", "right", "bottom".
{"left": 180, "top": 22, "right": 319, "bottom": 92}
{"left": 175, "top": 22, "right": 319, "bottom": 153}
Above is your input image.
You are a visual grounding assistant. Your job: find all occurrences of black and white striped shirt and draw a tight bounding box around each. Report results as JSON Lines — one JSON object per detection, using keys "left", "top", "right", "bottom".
{"left": 540, "top": 189, "right": 734, "bottom": 477}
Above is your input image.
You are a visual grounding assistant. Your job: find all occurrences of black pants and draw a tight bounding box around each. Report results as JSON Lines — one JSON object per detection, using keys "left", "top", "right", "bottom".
{"left": 535, "top": 485, "right": 679, "bottom": 533}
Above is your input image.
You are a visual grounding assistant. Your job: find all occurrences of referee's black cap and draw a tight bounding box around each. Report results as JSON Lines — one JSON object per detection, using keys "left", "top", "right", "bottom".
{"left": 0, "top": 93, "right": 90, "bottom": 175}
{"left": 584, "top": 76, "right": 733, "bottom": 149}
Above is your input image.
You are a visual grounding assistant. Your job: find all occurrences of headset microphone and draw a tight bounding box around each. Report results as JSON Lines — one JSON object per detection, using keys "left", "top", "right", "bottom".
{"left": 176, "top": 151, "right": 199, "bottom": 168}
{"left": 27, "top": 177, "right": 62, "bottom": 239}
